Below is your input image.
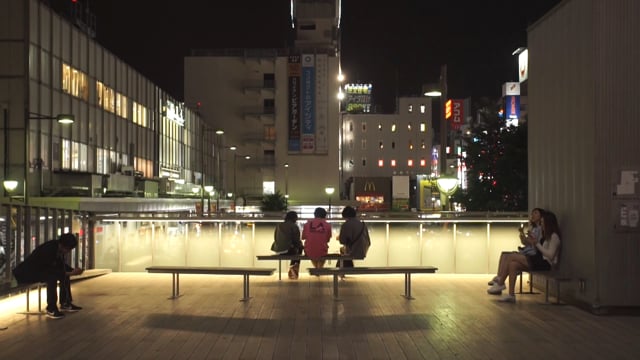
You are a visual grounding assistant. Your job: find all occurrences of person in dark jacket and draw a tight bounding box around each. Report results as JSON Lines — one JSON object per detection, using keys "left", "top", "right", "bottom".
{"left": 336, "top": 206, "right": 370, "bottom": 272}
{"left": 12, "top": 233, "right": 84, "bottom": 319}
{"left": 271, "top": 211, "right": 303, "bottom": 279}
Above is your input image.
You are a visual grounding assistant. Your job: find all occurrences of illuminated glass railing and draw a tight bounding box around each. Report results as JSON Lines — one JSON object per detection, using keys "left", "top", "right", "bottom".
{"left": 94, "top": 218, "right": 528, "bottom": 274}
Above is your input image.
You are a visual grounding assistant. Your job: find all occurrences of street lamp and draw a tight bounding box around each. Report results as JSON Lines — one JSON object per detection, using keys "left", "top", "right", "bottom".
{"left": 325, "top": 186, "right": 335, "bottom": 216}
{"left": 423, "top": 65, "right": 448, "bottom": 176}
{"left": 204, "top": 185, "right": 214, "bottom": 216}
{"left": 436, "top": 175, "right": 458, "bottom": 211}
{"left": 3, "top": 180, "right": 18, "bottom": 202}
{"left": 6, "top": 112, "right": 75, "bottom": 203}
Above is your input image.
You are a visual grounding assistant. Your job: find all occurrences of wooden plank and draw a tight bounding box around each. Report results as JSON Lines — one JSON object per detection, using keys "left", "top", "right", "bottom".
{"left": 3, "top": 273, "right": 640, "bottom": 359}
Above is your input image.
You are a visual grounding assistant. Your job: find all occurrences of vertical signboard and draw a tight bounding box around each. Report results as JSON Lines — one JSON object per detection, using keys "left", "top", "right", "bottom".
{"left": 288, "top": 55, "right": 301, "bottom": 152}
{"left": 315, "top": 54, "right": 328, "bottom": 154}
{"left": 505, "top": 95, "right": 520, "bottom": 120}
{"left": 301, "top": 54, "right": 316, "bottom": 153}
{"left": 450, "top": 99, "right": 464, "bottom": 130}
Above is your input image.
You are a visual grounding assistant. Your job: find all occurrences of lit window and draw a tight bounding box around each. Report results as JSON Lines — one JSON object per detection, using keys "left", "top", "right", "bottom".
{"left": 407, "top": 123, "right": 412, "bottom": 131}
{"left": 408, "top": 104, "right": 413, "bottom": 113}
{"left": 390, "top": 159, "right": 396, "bottom": 167}
{"left": 378, "top": 123, "right": 382, "bottom": 131}
{"left": 420, "top": 158, "right": 426, "bottom": 167}
{"left": 409, "top": 141, "right": 413, "bottom": 150}
{"left": 379, "top": 141, "right": 384, "bottom": 149}
{"left": 420, "top": 105, "right": 426, "bottom": 113}
{"left": 420, "top": 122, "right": 426, "bottom": 132}
{"left": 378, "top": 159, "right": 384, "bottom": 167}
{"left": 408, "top": 159, "right": 414, "bottom": 167}
{"left": 421, "top": 141, "right": 426, "bottom": 149}
{"left": 391, "top": 124, "right": 396, "bottom": 132}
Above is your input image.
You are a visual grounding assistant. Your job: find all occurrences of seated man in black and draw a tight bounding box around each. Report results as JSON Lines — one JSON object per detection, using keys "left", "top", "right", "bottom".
{"left": 12, "top": 233, "right": 84, "bottom": 319}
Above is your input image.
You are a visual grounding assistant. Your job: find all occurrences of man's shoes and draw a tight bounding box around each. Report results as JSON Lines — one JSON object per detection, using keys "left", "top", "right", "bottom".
{"left": 46, "top": 309, "right": 65, "bottom": 319}
{"left": 487, "top": 283, "right": 506, "bottom": 295}
{"left": 288, "top": 266, "right": 299, "bottom": 280}
{"left": 487, "top": 276, "right": 500, "bottom": 286}
{"left": 61, "top": 303, "right": 83, "bottom": 312}
{"left": 498, "top": 294, "right": 516, "bottom": 303}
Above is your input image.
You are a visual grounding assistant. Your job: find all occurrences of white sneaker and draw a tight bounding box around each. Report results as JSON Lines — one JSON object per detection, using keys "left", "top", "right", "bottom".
{"left": 487, "top": 276, "right": 500, "bottom": 286}
{"left": 487, "top": 283, "right": 506, "bottom": 295}
{"left": 498, "top": 294, "right": 516, "bottom": 303}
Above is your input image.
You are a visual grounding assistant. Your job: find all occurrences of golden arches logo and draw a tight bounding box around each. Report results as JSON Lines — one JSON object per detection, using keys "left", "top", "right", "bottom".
{"left": 363, "top": 181, "right": 376, "bottom": 192}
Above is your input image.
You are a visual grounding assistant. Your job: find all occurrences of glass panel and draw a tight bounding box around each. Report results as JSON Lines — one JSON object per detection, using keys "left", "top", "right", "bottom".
{"left": 455, "top": 223, "right": 489, "bottom": 273}
{"left": 388, "top": 223, "right": 421, "bottom": 266}
{"left": 422, "top": 222, "right": 455, "bottom": 273}
{"left": 187, "top": 223, "right": 221, "bottom": 266}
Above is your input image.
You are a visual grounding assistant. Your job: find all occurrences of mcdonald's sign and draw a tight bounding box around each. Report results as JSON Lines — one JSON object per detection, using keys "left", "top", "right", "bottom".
{"left": 363, "top": 181, "right": 376, "bottom": 192}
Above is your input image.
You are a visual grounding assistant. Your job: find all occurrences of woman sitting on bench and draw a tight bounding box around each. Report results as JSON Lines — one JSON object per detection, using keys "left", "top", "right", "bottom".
{"left": 487, "top": 211, "right": 562, "bottom": 303}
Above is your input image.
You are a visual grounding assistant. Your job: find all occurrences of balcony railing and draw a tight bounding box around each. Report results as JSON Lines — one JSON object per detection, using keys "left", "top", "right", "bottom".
{"left": 92, "top": 216, "right": 528, "bottom": 275}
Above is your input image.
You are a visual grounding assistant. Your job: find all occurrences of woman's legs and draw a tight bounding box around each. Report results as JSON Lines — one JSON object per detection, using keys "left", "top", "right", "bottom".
{"left": 496, "top": 252, "right": 530, "bottom": 296}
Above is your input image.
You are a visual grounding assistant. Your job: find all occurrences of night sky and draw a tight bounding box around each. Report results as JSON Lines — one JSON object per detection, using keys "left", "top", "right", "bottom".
{"left": 89, "top": 0, "right": 562, "bottom": 113}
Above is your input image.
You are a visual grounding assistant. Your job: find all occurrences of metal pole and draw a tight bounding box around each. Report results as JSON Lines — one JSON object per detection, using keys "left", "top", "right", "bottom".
{"left": 200, "top": 125, "right": 205, "bottom": 216}
{"left": 233, "top": 154, "right": 237, "bottom": 212}
{"left": 439, "top": 64, "right": 448, "bottom": 176}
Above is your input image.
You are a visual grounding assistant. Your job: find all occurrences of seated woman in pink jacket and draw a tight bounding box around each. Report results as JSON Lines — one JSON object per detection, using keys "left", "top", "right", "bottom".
{"left": 302, "top": 207, "right": 332, "bottom": 269}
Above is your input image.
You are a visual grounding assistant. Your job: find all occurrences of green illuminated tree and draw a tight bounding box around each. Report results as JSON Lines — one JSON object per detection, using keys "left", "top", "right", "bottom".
{"left": 456, "top": 102, "right": 528, "bottom": 211}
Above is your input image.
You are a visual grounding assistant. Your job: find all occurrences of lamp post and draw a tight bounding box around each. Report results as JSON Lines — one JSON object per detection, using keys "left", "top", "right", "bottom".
{"left": 284, "top": 163, "right": 289, "bottom": 206}
{"left": 233, "top": 153, "right": 250, "bottom": 213}
{"left": 214, "top": 130, "right": 224, "bottom": 214}
{"left": 325, "top": 186, "right": 335, "bottom": 216}
{"left": 425, "top": 66, "right": 457, "bottom": 211}
{"left": 20, "top": 113, "right": 74, "bottom": 203}
{"left": 204, "top": 185, "right": 214, "bottom": 216}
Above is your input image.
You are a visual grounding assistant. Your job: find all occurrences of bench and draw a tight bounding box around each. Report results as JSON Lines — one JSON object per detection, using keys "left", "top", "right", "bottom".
{"left": 518, "top": 270, "right": 571, "bottom": 304}
{"left": 0, "top": 269, "right": 112, "bottom": 315}
{"left": 0, "top": 268, "right": 111, "bottom": 330}
{"left": 308, "top": 266, "right": 438, "bottom": 300}
{"left": 145, "top": 266, "right": 276, "bottom": 301}
{"left": 256, "top": 254, "right": 359, "bottom": 280}
{"left": 0, "top": 281, "right": 46, "bottom": 315}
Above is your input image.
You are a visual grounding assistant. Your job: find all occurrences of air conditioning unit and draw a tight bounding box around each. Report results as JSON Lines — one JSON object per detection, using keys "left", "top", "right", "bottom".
{"left": 122, "top": 166, "right": 134, "bottom": 176}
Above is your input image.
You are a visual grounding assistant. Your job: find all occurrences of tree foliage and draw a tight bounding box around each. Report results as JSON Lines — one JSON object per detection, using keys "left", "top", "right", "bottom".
{"left": 260, "top": 191, "right": 287, "bottom": 212}
{"left": 456, "top": 102, "right": 528, "bottom": 211}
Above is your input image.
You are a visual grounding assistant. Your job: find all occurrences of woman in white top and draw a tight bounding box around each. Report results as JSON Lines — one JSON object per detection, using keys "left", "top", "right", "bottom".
{"left": 487, "top": 211, "right": 562, "bottom": 303}
{"left": 488, "top": 208, "right": 545, "bottom": 287}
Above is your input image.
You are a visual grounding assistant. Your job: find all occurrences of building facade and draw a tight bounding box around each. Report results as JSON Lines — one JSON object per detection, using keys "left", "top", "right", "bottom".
{"left": 0, "top": 0, "right": 209, "bottom": 206}
{"left": 341, "top": 96, "right": 435, "bottom": 210}
{"left": 184, "top": 0, "right": 343, "bottom": 205}
{"left": 528, "top": 0, "right": 640, "bottom": 310}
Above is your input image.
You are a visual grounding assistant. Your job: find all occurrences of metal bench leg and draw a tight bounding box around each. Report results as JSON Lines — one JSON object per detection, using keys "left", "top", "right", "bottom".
{"left": 278, "top": 260, "right": 282, "bottom": 281}
{"left": 404, "top": 273, "right": 415, "bottom": 300}
{"left": 38, "top": 284, "right": 42, "bottom": 312}
{"left": 168, "top": 273, "right": 181, "bottom": 299}
{"left": 544, "top": 278, "right": 550, "bottom": 303}
{"left": 241, "top": 274, "right": 251, "bottom": 302}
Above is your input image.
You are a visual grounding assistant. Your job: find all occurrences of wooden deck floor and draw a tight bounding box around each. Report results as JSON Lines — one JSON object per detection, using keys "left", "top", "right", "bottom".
{"left": 2, "top": 272, "right": 640, "bottom": 359}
